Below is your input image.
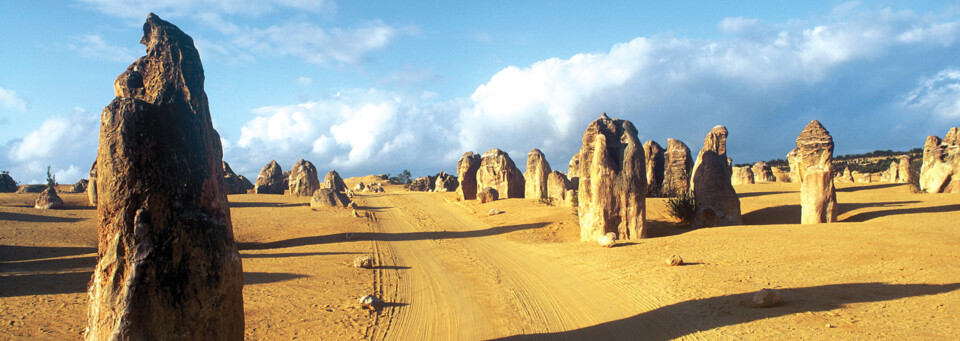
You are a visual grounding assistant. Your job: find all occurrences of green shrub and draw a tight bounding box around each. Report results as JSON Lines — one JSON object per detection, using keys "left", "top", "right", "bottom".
{"left": 667, "top": 191, "right": 696, "bottom": 224}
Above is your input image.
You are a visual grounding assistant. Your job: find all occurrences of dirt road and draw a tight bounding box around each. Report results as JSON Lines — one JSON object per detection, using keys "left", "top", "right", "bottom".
{"left": 361, "top": 192, "right": 704, "bottom": 340}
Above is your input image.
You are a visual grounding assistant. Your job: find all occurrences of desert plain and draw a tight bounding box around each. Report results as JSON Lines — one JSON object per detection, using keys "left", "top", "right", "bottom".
{"left": 1, "top": 176, "right": 958, "bottom": 340}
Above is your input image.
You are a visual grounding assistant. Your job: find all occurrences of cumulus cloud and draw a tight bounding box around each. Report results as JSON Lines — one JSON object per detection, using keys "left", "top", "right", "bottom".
{"left": 904, "top": 68, "right": 960, "bottom": 119}
{"left": 0, "top": 86, "right": 28, "bottom": 112}
{"left": 76, "top": 0, "right": 336, "bottom": 20}
{"left": 2, "top": 107, "right": 99, "bottom": 183}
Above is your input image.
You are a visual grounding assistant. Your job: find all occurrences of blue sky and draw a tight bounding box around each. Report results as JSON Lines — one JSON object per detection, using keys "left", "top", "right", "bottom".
{"left": 0, "top": 1, "right": 958, "bottom": 183}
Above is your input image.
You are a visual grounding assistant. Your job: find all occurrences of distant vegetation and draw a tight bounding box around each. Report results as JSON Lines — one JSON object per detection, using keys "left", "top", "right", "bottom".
{"left": 740, "top": 149, "right": 924, "bottom": 174}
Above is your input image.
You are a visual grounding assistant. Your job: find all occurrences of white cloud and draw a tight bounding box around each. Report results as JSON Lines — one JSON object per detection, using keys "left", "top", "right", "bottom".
{"left": 241, "top": 20, "right": 399, "bottom": 65}
{"left": 0, "top": 87, "right": 28, "bottom": 112}
{"left": 3, "top": 107, "right": 99, "bottom": 183}
{"left": 68, "top": 34, "right": 139, "bottom": 62}
{"left": 904, "top": 68, "right": 960, "bottom": 119}
{"left": 76, "top": 0, "right": 336, "bottom": 20}
{"left": 297, "top": 76, "right": 314, "bottom": 87}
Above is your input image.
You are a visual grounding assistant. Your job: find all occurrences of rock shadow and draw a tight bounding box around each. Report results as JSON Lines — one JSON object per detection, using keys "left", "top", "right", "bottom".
{"left": 843, "top": 204, "right": 960, "bottom": 222}
{"left": 837, "top": 201, "right": 920, "bottom": 215}
{"left": 243, "top": 272, "right": 308, "bottom": 285}
{"left": 0, "top": 245, "right": 96, "bottom": 262}
{"left": 644, "top": 220, "right": 695, "bottom": 238}
{"left": 239, "top": 222, "right": 551, "bottom": 250}
{"left": 240, "top": 251, "right": 361, "bottom": 259}
{"left": 836, "top": 183, "right": 903, "bottom": 192}
{"left": 228, "top": 201, "right": 308, "bottom": 208}
{"left": 493, "top": 282, "right": 960, "bottom": 341}
{"left": 0, "top": 271, "right": 94, "bottom": 297}
{"left": 737, "top": 191, "right": 796, "bottom": 198}
{"left": 0, "top": 212, "right": 84, "bottom": 223}
{"left": 742, "top": 205, "right": 800, "bottom": 225}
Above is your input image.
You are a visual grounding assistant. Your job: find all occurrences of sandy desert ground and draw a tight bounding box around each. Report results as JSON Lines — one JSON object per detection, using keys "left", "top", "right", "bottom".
{"left": 1, "top": 179, "right": 959, "bottom": 340}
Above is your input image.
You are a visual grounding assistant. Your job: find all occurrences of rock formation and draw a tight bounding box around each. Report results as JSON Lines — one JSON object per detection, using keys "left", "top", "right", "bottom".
{"left": 752, "top": 161, "right": 776, "bottom": 182}
{"left": 883, "top": 160, "right": 899, "bottom": 183}
{"left": 288, "top": 159, "right": 320, "bottom": 197}
{"left": 354, "top": 182, "right": 366, "bottom": 192}
{"left": 16, "top": 184, "right": 45, "bottom": 193}
{"left": 34, "top": 186, "right": 64, "bottom": 209}
{"left": 457, "top": 152, "right": 481, "bottom": 200}
{"left": 476, "top": 148, "right": 525, "bottom": 199}
{"left": 310, "top": 188, "right": 351, "bottom": 208}
{"left": 237, "top": 175, "right": 253, "bottom": 193}
{"left": 72, "top": 179, "right": 89, "bottom": 193}
{"left": 322, "top": 170, "right": 347, "bottom": 192}
{"left": 689, "top": 126, "right": 742, "bottom": 228}
{"left": 88, "top": 160, "right": 98, "bottom": 205}
{"left": 837, "top": 167, "right": 855, "bottom": 183}
{"left": 0, "top": 172, "right": 16, "bottom": 193}
{"left": 898, "top": 155, "right": 913, "bottom": 184}
{"left": 771, "top": 167, "right": 790, "bottom": 182}
{"left": 85, "top": 14, "right": 243, "bottom": 340}
{"left": 478, "top": 187, "right": 498, "bottom": 203}
{"left": 575, "top": 113, "right": 646, "bottom": 241}
{"left": 853, "top": 171, "right": 871, "bottom": 183}
{"left": 795, "top": 120, "right": 838, "bottom": 224}
{"left": 546, "top": 171, "right": 576, "bottom": 207}
{"left": 731, "top": 166, "right": 755, "bottom": 185}
{"left": 409, "top": 175, "right": 436, "bottom": 192}
{"left": 568, "top": 152, "right": 581, "bottom": 189}
{"left": 524, "top": 149, "right": 551, "bottom": 200}
{"left": 255, "top": 160, "right": 285, "bottom": 194}
{"left": 434, "top": 171, "right": 458, "bottom": 192}
{"left": 787, "top": 148, "right": 800, "bottom": 184}
{"left": 663, "top": 138, "right": 693, "bottom": 196}
{"left": 221, "top": 161, "right": 248, "bottom": 194}
{"left": 919, "top": 127, "right": 960, "bottom": 193}
{"left": 643, "top": 141, "right": 665, "bottom": 192}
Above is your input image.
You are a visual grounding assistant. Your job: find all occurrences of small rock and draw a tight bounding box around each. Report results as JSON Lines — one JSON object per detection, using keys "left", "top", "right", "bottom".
{"left": 353, "top": 256, "right": 373, "bottom": 269}
{"left": 352, "top": 209, "right": 361, "bottom": 218}
{"left": 478, "top": 187, "right": 499, "bottom": 203}
{"left": 598, "top": 232, "right": 616, "bottom": 248}
{"left": 751, "top": 288, "right": 781, "bottom": 308}
{"left": 359, "top": 295, "right": 383, "bottom": 311}
{"left": 825, "top": 323, "right": 834, "bottom": 328}
{"left": 487, "top": 208, "right": 499, "bottom": 216}
{"left": 666, "top": 255, "right": 683, "bottom": 266}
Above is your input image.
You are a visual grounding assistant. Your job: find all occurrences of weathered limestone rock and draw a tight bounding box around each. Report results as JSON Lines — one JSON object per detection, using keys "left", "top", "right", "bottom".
{"left": 34, "top": 186, "right": 64, "bottom": 209}
{"left": 281, "top": 170, "right": 291, "bottom": 190}
{"left": 568, "top": 152, "right": 581, "bottom": 189}
{"left": 221, "top": 161, "right": 247, "bottom": 194}
{"left": 237, "top": 175, "right": 253, "bottom": 193}
{"left": 666, "top": 255, "right": 683, "bottom": 266}
{"left": 731, "top": 166, "right": 755, "bottom": 185}
{"left": 643, "top": 141, "right": 665, "bottom": 192}
{"left": 898, "top": 155, "right": 913, "bottom": 184}
{"left": 0, "top": 172, "right": 16, "bottom": 193}
{"left": 434, "top": 171, "right": 458, "bottom": 192}
{"left": 456, "top": 152, "right": 481, "bottom": 200}
{"left": 546, "top": 171, "right": 575, "bottom": 207}
{"left": 752, "top": 289, "right": 781, "bottom": 308}
{"left": 408, "top": 176, "right": 436, "bottom": 192}
{"left": 598, "top": 232, "right": 617, "bottom": 248}
{"left": 795, "top": 120, "right": 838, "bottom": 224}
{"left": 524, "top": 149, "right": 552, "bottom": 200}
{"left": 576, "top": 113, "right": 646, "bottom": 241}
{"left": 920, "top": 128, "right": 960, "bottom": 193}
{"left": 88, "top": 160, "right": 98, "bottom": 205}
{"left": 354, "top": 182, "right": 366, "bottom": 192}
{"left": 852, "top": 171, "right": 871, "bottom": 183}
{"left": 476, "top": 148, "right": 525, "bottom": 199}
{"left": 85, "top": 14, "right": 243, "bottom": 340}
{"left": 310, "top": 188, "right": 351, "bottom": 208}
{"left": 288, "top": 159, "right": 320, "bottom": 197}
{"left": 836, "top": 167, "right": 854, "bottom": 183}
{"left": 787, "top": 148, "right": 800, "bottom": 184}
{"left": 72, "top": 179, "right": 89, "bottom": 193}
{"left": 663, "top": 138, "right": 693, "bottom": 196}
{"left": 322, "top": 170, "right": 347, "bottom": 192}
{"left": 478, "top": 187, "right": 498, "bottom": 203}
{"left": 690, "top": 126, "right": 742, "bottom": 228}
{"left": 353, "top": 256, "right": 374, "bottom": 269}
{"left": 255, "top": 160, "right": 285, "bottom": 194}
{"left": 752, "top": 161, "right": 776, "bottom": 183}
{"left": 359, "top": 295, "right": 383, "bottom": 311}
{"left": 883, "top": 160, "right": 900, "bottom": 183}
{"left": 771, "top": 167, "right": 791, "bottom": 182}
{"left": 16, "top": 184, "right": 45, "bottom": 193}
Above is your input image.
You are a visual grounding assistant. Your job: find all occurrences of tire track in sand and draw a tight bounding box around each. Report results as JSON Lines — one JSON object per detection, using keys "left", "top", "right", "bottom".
{"left": 367, "top": 192, "right": 705, "bottom": 340}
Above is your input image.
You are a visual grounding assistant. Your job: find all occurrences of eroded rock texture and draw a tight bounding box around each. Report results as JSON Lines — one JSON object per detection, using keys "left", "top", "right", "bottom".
{"left": 434, "top": 171, "right": 458, "bottom": 192}
{"left": 643, "top": 141, "right": 665, "bottom": 192}
{"left": 476, "top": 148, "right": 525, "bottom": 199}
{"left": 222, "top": 161, "right": 250, "bottom": 194}
{"left": 287, "top": 159, "right": 320, "bottom": 197}
{"left": 322, "top": 170, "right": 347, "bottom": 192}
{"left": 478, "top": 187, "right": 498, "bottom": 203}
{"left": 787, "top": 148, "right": 800, "bottom": 184}
{"left": 690, "top": 126, "right": 742, "bottom": 228}
{"left": 457, "top": 152, "right": 481, "bottom": 200}
{"left": 524, "top": 149, "right": 551, "bottom": 200}
{"left": 0, "top": 172, "right": 16, "bottom": 193}
{"left": 883, "top": 160, "right": 900, "bottom": 183}
{"left": 795, "top": 120, "right": 838, "bottom": 224}
{"left": 310, "top": 188, "right": 351, "bottom": 208}
{"left": 409, "top": 176, "right": 436, "bottom": 192}
{"left": 546, "top": 171, "right": 576, "bottom": 207}
{"left": 255, "top": 160, "right": 285, "bottom": 194}
{"left": 898, "top": 155, "right": 913, "bottom": 184}
{"left": 837, "top": 167, "right": 854, "bottom": 183}
{"left": 568, "top": 152, "right": 581, "bottom": 189}
{"left": 35, "top": 186, "right": 64, "bottom": 209}
{"left": 771, "top": 167, "right": 791, "bottom": 183}
{"left": 88, "top": 160, "right": 98, "bottom": 205}
{"left": 752, "top": 161, "right": 776, "bottom": 183}
{"left": 72, "top": 179, "right": 89, "bottom": 193}
{"left": 86, "top": 14, "right": 243, "bottom": 340}
{"left": 920, "top": 127, "right": 960, "bottom": 193}
{"left": 576, "top": 113, "right": 646, "bottom": 241}
{"left": 731, "top": 166, "right": 755, "bottom": 185}
{"left": 663, "top": 138, "right": 693, "bottom": 196}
